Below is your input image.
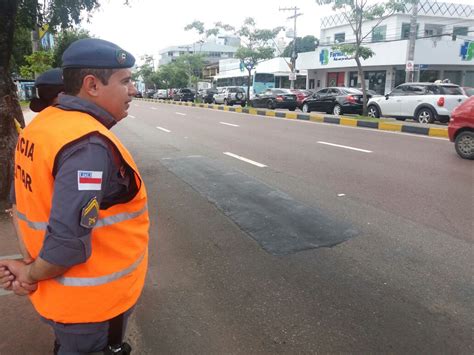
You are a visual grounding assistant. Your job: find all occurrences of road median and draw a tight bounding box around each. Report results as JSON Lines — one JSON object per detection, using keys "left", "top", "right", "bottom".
{"left": 139, "top": 98, "right": 448, "bottom": 139}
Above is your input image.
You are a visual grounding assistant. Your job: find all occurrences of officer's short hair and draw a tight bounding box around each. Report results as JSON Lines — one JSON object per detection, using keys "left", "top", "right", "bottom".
{"left": 63, "top": 68, "right": 118, "bottom": 95}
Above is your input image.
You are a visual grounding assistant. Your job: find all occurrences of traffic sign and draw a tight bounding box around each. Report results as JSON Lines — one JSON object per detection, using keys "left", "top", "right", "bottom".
{"left": 289, "top": 72, "right": 297, "bottom": 81}
{"left": 406, "top": 60, "right": 414, "bottom": 71}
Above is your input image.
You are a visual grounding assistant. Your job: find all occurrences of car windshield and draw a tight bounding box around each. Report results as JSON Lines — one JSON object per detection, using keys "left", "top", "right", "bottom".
{"left": 181, "top": 89, "right": 191, "bottom": 93}
{"left": 273, "top": 89, "right": 292, "bottom": 94}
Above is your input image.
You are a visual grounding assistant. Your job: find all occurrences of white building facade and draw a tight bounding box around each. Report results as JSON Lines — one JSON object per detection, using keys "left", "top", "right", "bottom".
{"left": 158, "top": 41, "right": 238, "bottom": 66}
{"left": 297, "top": 0, "right": 474, "bottom": 95}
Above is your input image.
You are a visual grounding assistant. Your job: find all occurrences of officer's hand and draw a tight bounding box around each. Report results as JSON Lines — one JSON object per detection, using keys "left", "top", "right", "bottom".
{"left": 11, "top": 280, "right": 38, "bottom": 296}
{"left": 0, "top": 259, "right": 34, "bottom": 285}
{"left": 0, "top": 266, "right": 14, "bottom": 290}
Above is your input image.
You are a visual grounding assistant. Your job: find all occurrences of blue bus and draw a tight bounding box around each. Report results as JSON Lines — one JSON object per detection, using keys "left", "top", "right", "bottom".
{"left": 215, "top": 72, "right": 275, "bottom": 96}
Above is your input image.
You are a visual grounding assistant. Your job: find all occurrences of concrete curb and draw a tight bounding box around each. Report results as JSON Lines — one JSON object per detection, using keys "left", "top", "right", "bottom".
{"left": 138, "top": 98, "right": 449, "bottom": 139}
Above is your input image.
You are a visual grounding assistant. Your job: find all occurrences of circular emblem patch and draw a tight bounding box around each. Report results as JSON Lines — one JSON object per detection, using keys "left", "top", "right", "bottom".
{"left": 116, "top": 50, "right": 127, "bottom": 65}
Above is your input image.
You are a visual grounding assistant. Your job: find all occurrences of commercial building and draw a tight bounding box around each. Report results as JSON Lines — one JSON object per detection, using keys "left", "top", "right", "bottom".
{"left": 158, "top": 40, "right": 239, "bottom": 66}
{"left": 297, "top": 0, "right": 474, "bottom": 94}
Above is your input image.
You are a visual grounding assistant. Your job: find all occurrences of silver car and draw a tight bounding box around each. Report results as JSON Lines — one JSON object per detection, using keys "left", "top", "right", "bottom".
{"left": 213, "top": 87, "right": 246, "bottom": 106}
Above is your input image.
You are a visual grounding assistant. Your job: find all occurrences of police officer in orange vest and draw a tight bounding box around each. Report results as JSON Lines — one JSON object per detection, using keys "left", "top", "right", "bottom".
{"left": 0, "top": 38, "right": 149, "bottom": 354}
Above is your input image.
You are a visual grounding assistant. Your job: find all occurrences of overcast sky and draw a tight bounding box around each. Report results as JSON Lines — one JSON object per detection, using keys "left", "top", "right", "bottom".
{"left": 81, "top": 0, "right": 473, "bottom": 65}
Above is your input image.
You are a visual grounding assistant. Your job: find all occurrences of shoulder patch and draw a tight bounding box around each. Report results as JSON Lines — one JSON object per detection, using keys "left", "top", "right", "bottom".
{"left": 80, "top": 196, "right": 100, "bottom": 229}
{"left": 78, "top": 170, "right": 103, "bottom": 191}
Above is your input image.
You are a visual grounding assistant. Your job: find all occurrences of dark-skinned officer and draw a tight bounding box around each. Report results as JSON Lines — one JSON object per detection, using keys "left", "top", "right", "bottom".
{"left": 0, "top": 38, "right": 149, "bottom": 355}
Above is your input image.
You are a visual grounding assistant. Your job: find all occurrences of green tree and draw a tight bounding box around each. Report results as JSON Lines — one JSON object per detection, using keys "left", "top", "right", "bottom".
{"left": 235, "top": 18, "right": 283, "bottom": 101}
{"left": 11, "top": 26, "right": 32, "bottom": 76}
{"left": 19, "top": 50, "right": 54, "bottom": 79}
{"left": 175, "top": 54, "right": 206, "bottom": 89}
{"left": 136, "top": 54, "right": 156, "bottom": 90}
{"left": 52, "top": 28, "right": 91, "bottom": 67}
{"left": 281, "top": 35, "right": 319, "bottom": 57}
{"left": 184, "top": 21, "right": 234, "bottom": 40}
{"left": 0, "top": 0, "right": 117, "bottom": 202}
{"left": 316, "top": 0, "right": 409, "bottom": 115}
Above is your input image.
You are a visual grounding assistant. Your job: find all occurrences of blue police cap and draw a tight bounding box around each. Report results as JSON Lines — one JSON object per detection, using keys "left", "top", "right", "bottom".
{"left": 35, "top": 68, "right": 63, "bottom": 87}
{"left": 62, "top": 38, "right": 135, "bottom": 69}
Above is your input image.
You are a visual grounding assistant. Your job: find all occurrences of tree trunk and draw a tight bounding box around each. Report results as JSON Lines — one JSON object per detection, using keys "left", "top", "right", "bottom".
{"left": 246, "top": 68, "right": 252, "bottom": 106}
{"left": 354, "top": 56, "right": 368, "bottom": 116}
{"left": 0, "top": 0, "right": 23, "bottom": 203}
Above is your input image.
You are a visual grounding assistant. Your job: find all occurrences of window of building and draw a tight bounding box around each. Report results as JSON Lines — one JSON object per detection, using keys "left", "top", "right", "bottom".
{"left": 334, "top": 32, "right": 345, "bottom": 43}
{"left": 419, "top": 70, "right": 440, "bottom": 82}
{"left": 424, "top": 24, "right": 443, "bottom": 38}
{"left": 453, "top": 26, "right": 468, "bottom": 38}
{"left": 372, "top": 25, "right": 387, "bottom": 42}
{"left": 168, "top": 52, "right": 174, "bottom": 56}
{"left": 401, "top": 23, "right": 419, "bottom": 39}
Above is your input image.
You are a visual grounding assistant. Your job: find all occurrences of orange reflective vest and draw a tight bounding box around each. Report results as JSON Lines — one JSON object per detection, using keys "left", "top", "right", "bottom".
{"left": 14, "top": 106, "right": 149, "bottom": 323}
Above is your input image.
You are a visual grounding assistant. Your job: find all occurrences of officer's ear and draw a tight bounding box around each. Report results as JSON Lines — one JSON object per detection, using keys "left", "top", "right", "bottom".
{"left": 82, "top": 75, "right": 100, "bottom": 97}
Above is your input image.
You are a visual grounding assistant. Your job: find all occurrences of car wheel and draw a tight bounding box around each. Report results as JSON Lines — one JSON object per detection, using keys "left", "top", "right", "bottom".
{"left": 454, "top": 131, "right": 474, "bottom": 160}
{"left": 289, "top": 107, "right": 296, "bottom": 111}
{"left": 267, "top": 101, "right": 275, "bottom": 110}
{"left": 416, "top": 108, "right": 435, "bottom": 124}
{"left": 333, "top": 104, "right": 342, "bottom": 116}
{"left": 302, "top": 103, "right": 310, "bottom": 113}
{"left": 367, "top": 105, "right": 380, "bottom": 118}
{"left": 241, "top": 102, "right": 246, "bottom": 107}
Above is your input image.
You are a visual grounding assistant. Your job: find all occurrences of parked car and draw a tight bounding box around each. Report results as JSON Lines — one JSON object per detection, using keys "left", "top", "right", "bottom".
{"left": 198, "top": 88, "right": 218, "bottom": 103}
{"left": 462, "top": 87, "right": 474, "bottom": 97}
{"left": 249, "top": 88, "right": 297, "bottom": 111}
{"left": 367, "top": 82, "right": 467, "bottom": 123}
{"left": 153, "top": 89, "right": 169, "bottom": 100}
{"left": 145, "top": 89, "right": 155, "bottom": 99}
{"left": 135, "top": 91, "right": 143, "bottom": 98}
{"left": 300, "top": 87, "right": 371, "bottom": 115}
{"left": 213, "top": 87, "right": 246, "bottom": 106}
{"left": 291, "top": 89, "right": 313, "bottom": 107}
{"left": 448, "top": 96, "right": 474, "bottom": 160}
{"left": 172, "top": 88, "right": 195, "bottom": 102}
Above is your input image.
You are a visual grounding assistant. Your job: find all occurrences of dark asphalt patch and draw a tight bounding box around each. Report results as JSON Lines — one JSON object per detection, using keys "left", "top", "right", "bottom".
{"left": 161, "top": 156, "right": 357, "bottom": 255}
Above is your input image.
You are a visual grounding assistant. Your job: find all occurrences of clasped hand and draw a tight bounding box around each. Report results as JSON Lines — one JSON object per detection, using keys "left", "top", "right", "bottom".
{"left": 0, "top": 259, "right": 38, "bottom": 296}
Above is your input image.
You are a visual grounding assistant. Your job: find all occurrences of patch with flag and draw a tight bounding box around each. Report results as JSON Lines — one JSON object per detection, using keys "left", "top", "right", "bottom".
{"left": 78, "top": 170, "right": 103, "bottom": 191}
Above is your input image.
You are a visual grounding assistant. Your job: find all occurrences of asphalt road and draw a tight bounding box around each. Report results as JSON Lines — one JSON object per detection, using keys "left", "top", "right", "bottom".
{"left": 0, "top": 103, "right": 472, "bottom": 354}
{"left": 124, "top": 101, "right": 473, "bottom": 353}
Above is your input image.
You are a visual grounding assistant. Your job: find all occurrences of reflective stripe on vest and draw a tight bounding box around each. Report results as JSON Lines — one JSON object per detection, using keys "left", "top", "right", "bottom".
{"left": 16, "top": 205, "right": 148, "bottom": 231}
{"left": 55, "top": 252, "right": 145, "bottom": 286}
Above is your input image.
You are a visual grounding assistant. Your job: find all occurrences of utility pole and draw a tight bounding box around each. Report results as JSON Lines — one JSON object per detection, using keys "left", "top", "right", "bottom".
{"left": 279, "top": 6, "right": 303, "bottom": 89}
{"left": 405, "top": 0, "right": 418, "bottom": 83}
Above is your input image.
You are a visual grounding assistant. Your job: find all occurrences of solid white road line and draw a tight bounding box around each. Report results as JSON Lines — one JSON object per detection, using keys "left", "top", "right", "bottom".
{"left": 151, "top": 107, "right": 157, "bottom": 110}
{"left": 220, "top": 122, "right": 239, "bottom": 127}
{"left": 175, "top": 112, "right": 187, "bottom": 116}
{"left": 128, "top": 115, "right": 136, "bottom": 118}
{"left": 317, "top": 141, "right": 372, "bottom": 153}
{"left": 224, "top": 152, "right": 267, "bottom": 168}
{"left": 156, "top": 126, "right": 171, "bottom": 133}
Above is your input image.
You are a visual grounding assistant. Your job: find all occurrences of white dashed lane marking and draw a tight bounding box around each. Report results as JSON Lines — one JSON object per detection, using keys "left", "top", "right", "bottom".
{"left": 156, "top": 126, "right": 171, "bottom": 133}
{"left": 175, "top": 112, "right": 187, "bottom": 116}
{"left": 224, "top": 152, "right": 267, "bottom": 168}
{"left": 220, "top": 122, "right": 239, "bottom": 127}
{"left": 317, "top": 141, "right": 372, "bottom": 153}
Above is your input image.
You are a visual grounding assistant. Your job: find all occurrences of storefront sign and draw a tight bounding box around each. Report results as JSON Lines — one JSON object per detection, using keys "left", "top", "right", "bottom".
{"left": 319, "top": 48, "right": 351, "bottom": 66}
{"left": 460, "top": 41, "right": 473, "bottom": 61}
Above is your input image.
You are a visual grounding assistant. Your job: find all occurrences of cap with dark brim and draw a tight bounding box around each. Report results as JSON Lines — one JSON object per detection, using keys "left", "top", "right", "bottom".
{"left": 62, "top": 38, "right": 135, "bottom": 69}
{"left": 35, "top": 68, "right": 63, "bottom": 86}
{"left": 29, "top": 97, "right": 50, "bottom": 113}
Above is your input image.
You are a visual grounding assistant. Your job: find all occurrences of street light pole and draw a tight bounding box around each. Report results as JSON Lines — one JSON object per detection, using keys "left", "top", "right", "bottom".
{"left": 280, "top": 6, "right": 303, "bottom": 89}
